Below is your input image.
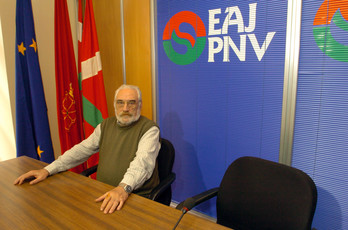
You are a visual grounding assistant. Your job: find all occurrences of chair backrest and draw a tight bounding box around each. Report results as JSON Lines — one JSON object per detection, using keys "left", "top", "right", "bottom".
{"left": 216, "top": 156, "right": 317, "bottom": 230}
{"left": 154, "top": 138, "right": 175, "bottom": 204}
{"left": 157, "top": 138, "right": 175, "bottom": 181}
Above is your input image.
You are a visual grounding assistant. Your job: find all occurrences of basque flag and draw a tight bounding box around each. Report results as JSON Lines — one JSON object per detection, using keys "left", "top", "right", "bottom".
{"left": 15, "top": 0, "right": 54, "bottom": 163}
{"left": 78, "top": 0, "right": 109, "bottom": 178}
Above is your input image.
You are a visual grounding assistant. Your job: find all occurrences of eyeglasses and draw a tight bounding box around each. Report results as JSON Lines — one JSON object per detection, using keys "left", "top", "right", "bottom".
{"left": 116, "top": 100, "right": 138, "bottom": 109}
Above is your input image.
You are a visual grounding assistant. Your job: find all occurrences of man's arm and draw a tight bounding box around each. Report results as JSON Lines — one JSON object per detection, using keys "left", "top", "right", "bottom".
{"left": 44, "top": 124, "right": 102, "bottom": 175}
{"left": 14, "top": 124, "right": 102, "bottom": 185}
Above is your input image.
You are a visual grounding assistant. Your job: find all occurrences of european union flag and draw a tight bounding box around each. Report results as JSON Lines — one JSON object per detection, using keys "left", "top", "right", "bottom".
{"left": 15, "top": 0, "right": 54, "bottom": 163}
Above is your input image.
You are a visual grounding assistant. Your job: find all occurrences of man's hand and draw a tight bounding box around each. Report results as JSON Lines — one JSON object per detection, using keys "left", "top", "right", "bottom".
{"left": 95, "top": 186, "right": 129, "bottom": 214}
{"left": 13, "top": 169, "right": 49, "bottom": 185}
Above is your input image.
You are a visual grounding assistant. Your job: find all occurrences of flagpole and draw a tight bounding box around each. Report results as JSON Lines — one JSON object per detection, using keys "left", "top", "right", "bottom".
{"left": 150, "top": 0, "right": 158, "bottom": 123}
{"left": 120, "top": 0, "right": 127, "bottom": 84}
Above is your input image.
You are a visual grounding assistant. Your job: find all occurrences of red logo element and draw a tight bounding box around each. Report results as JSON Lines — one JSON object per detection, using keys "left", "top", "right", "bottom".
{"left": 313, "top": 0, "right": 348, "bottom": 26}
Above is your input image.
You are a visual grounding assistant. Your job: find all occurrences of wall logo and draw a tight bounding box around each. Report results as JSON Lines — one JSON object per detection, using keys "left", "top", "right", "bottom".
{"left": 313, "top": 0, "right": 348, "bottom": 62}
{"left": 162, "top": 11, "right": 206, "bottom": 65}
{"left": 162, "top": 4, "right": 276, "bottom": 65}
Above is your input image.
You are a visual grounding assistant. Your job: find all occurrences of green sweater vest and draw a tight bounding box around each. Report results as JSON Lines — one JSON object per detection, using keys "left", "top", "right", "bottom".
{"left": 97, "top": 116, "right": 159, "bottom": 195}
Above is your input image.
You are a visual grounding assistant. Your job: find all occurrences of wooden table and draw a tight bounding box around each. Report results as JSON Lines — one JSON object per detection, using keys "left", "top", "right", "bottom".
{"left": 0, "top": 156, "right": 230, "bottom": 229}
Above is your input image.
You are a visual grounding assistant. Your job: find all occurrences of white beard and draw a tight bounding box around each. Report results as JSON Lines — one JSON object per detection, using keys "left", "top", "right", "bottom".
{"left": 116, "top": 109, "right": 141, "bottom": 126}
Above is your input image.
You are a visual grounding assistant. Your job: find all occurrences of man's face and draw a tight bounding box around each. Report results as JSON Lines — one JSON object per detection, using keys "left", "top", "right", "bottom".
{"left": 115, "top": 88, "right": 140, "bottom": 126}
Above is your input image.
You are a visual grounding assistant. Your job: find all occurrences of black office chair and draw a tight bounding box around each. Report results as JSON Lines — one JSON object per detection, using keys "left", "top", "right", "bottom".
{"left": 81, "top": 138, "right": 176, "bottom": 206}
{"left": 176, "top": 156, "right": 317, "bottom": 230}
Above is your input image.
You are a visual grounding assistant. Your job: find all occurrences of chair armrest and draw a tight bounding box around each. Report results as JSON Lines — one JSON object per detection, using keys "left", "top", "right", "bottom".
{"left": 147, "top": 172, "right": 176, "bottom": 200}
{"left": 176, "top": 187, "right": 219, "bottom": 211}
{"left": 80, "top": 165, "right": 98, "bottom": 177}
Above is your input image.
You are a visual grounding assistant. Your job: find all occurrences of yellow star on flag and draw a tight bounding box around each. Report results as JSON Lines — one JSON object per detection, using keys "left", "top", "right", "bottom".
{"left": 37, "top": 145, "right": 44, "bottom": 158}
{"left": 18, "top": 42, "right": 26, "bottom": 55}
{"left": 29, "top": 38, "right": 37, "bottom": 52}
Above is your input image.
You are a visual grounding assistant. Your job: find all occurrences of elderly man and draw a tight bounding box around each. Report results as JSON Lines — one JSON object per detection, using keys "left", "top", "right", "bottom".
{"left": 14, "top": 84, "right": 160, "bottom": 214}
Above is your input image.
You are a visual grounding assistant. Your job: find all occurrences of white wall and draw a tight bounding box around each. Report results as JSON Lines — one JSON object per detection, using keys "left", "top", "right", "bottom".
{"left": 0, "top": 4, "right": 16, "bottom": 161}
{"left": 0, "top": 0, "right": 78, "bottom": 161}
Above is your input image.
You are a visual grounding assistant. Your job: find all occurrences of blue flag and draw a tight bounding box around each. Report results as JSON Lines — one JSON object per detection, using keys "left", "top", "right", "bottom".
{"left": 15, "top": 0, "right": 54, "bottom": 163}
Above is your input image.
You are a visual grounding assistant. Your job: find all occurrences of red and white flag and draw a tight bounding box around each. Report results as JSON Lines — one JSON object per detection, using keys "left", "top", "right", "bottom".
{"left": 54, "top": 0, "right": 86, "bottom": 173}
{"left": 78, "top": 0, "right": 109, "bottom": 178}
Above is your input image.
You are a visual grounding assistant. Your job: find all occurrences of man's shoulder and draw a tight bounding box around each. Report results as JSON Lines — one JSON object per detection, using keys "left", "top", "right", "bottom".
{"left": 139, "top": 115, "right": 152, "bottom": 122}
{"left": 138, "top": 116, "right": 157, "bottom": 127}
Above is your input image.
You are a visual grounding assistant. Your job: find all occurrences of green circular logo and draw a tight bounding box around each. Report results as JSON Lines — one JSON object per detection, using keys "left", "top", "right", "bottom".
{"left": 162, "top": 11, "right": 206, "bottom": 65}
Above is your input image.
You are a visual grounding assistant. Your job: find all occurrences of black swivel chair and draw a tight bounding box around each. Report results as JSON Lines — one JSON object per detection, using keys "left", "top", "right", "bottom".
{"left": 81, "top": 138, "right": 176, "bottom": 206}
{"left": 176, "top": 156, "right": 317, "bottom": 230}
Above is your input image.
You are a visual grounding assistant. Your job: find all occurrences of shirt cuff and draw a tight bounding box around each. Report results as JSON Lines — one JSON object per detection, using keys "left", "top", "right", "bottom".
{"left": 44, "top": 163, "right": 59, "bottom": 175}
